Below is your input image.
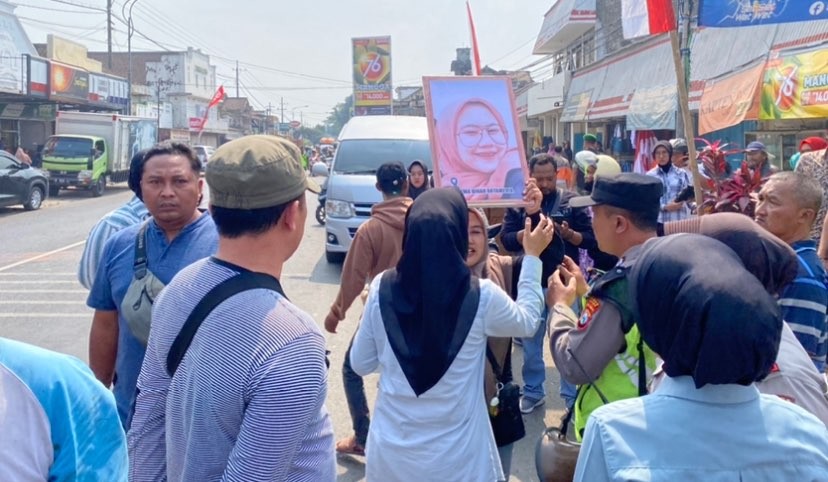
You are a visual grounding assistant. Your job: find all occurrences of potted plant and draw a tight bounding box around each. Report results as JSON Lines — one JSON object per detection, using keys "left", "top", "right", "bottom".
{"left": 697, "top": 139, "right": 765, "bottom": 217}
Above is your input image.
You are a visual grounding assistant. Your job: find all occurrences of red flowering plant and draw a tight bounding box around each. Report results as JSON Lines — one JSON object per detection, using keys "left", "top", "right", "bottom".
{"left": 697, "top": 139, "right": 765, "bottom": 217}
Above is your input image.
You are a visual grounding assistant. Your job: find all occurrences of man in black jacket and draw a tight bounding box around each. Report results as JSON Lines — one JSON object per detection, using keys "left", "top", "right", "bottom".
{"left": 501, "top": 153, "right": 596, "bottom": 413}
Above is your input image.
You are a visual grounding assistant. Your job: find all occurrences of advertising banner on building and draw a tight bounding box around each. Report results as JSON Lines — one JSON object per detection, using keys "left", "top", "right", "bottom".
{"left": 352, "top": 36, "right": 392, "bottom": 116}
{"left": 27, "top": 55, "right": 49, "bottom": 98}
{"left": 760, "top": 49, "right": 828, "bottom": 120}
{"left": 699, "top": 0, "right": 827, "bottom": 28}
{"left": 699, "top": 62, "right": 764, "bottom": 134}
{"left": 627, "top": 84, "right": 677, "bottom": 130}
{"left": 88, "top": 72, "right": 128, "bottom": 109}
{"left": 50, "top": 62, "right": 88, "bottom": 103}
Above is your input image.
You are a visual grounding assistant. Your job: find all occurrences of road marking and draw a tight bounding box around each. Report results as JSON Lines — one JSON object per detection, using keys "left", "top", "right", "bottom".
{"left": 0, "top": 289, "right": 87, "bottom": 294}
{"left": 0, "top": 313, "right": 88, "bottom": 318}
{"left": 0, "top": 240, "right": 86, "bottom": 273}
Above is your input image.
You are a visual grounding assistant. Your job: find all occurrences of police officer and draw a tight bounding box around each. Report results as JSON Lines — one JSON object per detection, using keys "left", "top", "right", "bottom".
{"left": 546, "top": 173, "right": 664, "bottom": 441}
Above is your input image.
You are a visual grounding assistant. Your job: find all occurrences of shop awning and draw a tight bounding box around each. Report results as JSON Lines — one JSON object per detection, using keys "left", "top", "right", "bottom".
{"left": 698, "top": 61, "right": 764, "bottom": 135}
{"left": 533, "top": 0, "right": 597, "bottom": 54}
{"left": 527, "top": 73, "right": 568, "bottom": 117}
{"left": 627, "top": 84, "right": 677, "bottom": 130}
{"left": 561, "top": 35, "right": 675, "bottom": 122}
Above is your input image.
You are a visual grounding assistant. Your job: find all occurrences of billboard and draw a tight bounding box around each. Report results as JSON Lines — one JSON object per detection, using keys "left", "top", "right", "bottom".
{"left": 699, "top": 62, "right": 764, "bottom": 134}
{"left": 50, "top": 61, "right": 88, "bottom": 103}
{"left": 760, "top": 49, "right": 828, "bottom": 120}
{"left": 88, "top": 72, "right": 128, "bottom": 109}
{"left": 27, "top": 56, "right": 49, "bottom": 98}
{"left": 699, "top": 0, "right": 827, "bottom": 28}
{"left": 352, "top": 36, "right": 392, "bottom": 116}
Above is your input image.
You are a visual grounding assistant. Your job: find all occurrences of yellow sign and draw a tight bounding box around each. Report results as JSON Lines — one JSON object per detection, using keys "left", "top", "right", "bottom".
{"left": 352, "top": 36, "right": 392, "bottom": 115}
{"left": 761, "top": 49, "right": 828, "bottom": 120}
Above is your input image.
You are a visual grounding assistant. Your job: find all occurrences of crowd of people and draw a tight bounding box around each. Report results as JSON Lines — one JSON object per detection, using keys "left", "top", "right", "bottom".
{"left": 2, "top": 131, "right": 828, "bottom": 481}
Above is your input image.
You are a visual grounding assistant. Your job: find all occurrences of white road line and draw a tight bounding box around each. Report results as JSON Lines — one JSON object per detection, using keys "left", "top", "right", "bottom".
{"left": 0, "top": 240, "right": 86, "bottom": 273}
{"left": 0, "top": 313, "right": 88, "bottom": 318}
{"left": 0, "top": 289, "right": 87, "bottom": 294}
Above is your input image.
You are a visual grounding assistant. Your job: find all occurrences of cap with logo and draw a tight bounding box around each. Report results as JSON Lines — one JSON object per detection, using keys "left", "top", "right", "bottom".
{"left": 569, "top": 173, "right": 663, "bottom": 213}
{"left": 206, "top": 135, "right": 320, "bottom": 209}
{"left": 376, "top": 162, "right": 408, "bottom": 195}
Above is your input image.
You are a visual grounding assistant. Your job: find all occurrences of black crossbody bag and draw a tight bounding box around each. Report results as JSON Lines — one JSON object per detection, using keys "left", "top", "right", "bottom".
{"left": 486, "top": 342, "right": 525, "bottom": 446}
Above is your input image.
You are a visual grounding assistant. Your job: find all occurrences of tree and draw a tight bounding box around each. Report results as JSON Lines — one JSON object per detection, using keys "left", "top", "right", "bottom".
{"left": 324, "top": 94, "right": 353, "bottom": 136}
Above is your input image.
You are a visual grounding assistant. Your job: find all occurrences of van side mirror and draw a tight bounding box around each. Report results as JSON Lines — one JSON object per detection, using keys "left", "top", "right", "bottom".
{"left": 311, "top": 162, "right": 329, "bottom": 177}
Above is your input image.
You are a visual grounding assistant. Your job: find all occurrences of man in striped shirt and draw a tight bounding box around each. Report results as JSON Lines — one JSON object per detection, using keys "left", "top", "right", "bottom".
{"left": 128, "top": 136, "right": 334, "bottom": 481}
{"left": 78, "top": 150, "right": 149, "bottom": 290}
{"left": 756, "top": 172, "right": 828, "bottom": 372}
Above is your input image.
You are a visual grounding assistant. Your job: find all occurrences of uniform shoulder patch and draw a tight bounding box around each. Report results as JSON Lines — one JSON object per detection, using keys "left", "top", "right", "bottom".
{"left": 577, "top": 297, "right": 601, "bottom": 330}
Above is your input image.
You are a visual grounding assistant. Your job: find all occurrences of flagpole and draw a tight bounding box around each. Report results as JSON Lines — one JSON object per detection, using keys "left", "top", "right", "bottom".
{"left": 668, "top": 29, "right": 704, "bottom": 210}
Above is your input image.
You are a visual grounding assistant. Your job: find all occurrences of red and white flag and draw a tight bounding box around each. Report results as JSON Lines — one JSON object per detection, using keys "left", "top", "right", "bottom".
{"left": 199, "top": 85, "right": 226, "bottom": 133}
{"left": 466, "top": 1, "right": 482, "bottom": 76}
{"left": 621, "top": 0, "right": 676, "bottom": 39}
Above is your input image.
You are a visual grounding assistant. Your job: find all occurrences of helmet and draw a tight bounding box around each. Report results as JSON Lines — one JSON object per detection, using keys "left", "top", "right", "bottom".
{"left": 535, "top": 426, "right": 581, "bottom": 482}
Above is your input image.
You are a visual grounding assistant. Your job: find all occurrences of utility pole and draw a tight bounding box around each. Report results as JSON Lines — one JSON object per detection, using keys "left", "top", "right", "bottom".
{"left": 280, "top": 97, "right": 285, "bottom": 131}
{"left": 265, "top": 103, "right": 272, "bottom": 135}
{"left": 235, "top": 60, "right": 239, "bottom": 98}
{"left": 106, "top": 0, "right": 113, "bottom": 70}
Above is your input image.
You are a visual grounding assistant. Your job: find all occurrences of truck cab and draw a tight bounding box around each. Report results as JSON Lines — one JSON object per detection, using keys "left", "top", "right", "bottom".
{"left": 42, "top": 135, "right": 107, "bottom": 197}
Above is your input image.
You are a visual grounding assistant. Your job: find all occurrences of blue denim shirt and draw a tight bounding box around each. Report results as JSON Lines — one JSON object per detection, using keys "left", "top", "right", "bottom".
{"left": 87, "top": 213, "right": 218, "bottom": 427}
{"left": 575, "top": 375, "right": 828, "bottom": 481}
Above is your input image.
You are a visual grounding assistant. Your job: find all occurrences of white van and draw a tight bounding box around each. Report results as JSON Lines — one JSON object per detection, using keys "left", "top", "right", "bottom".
{"left": 316, "top": 115, "right": 432, "bottom": 263}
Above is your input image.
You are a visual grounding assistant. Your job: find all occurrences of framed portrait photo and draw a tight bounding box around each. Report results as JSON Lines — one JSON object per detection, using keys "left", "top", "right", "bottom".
{"left": 423, "top": 76, "right": 529, "bottom": 207}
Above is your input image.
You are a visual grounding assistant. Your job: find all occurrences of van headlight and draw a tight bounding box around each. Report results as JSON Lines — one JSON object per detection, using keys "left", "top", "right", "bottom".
{"left": 326, "top": 199, "right": 354, "bottom": 218}
{"left": 78, "top": 170, "right": 93, "bottom": 181}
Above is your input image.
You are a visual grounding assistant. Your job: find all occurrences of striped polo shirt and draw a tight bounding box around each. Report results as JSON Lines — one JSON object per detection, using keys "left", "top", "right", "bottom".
{"left": 128, "top": 257, "right": 335, "bottom": 481}
{"left": 778, "top": 240, "right": 828, "bottom": 372}
{"left": 78, "top": 196, "right": 148, "bottom": 290}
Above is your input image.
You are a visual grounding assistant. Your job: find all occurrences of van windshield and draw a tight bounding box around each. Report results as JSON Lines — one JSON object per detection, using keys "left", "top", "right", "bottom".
{"left": 43, "top": 137, "right": 93, "bottom": 158}
{"left": 333, "top": 139, "right": 432, "bottom": 174}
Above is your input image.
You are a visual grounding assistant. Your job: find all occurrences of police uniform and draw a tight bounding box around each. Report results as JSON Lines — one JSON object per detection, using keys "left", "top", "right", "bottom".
{"left": 547, "top": 173, "right": 663, "bottom": 441}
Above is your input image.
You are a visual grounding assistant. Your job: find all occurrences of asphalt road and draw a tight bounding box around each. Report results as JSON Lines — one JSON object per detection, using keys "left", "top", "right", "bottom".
{"left": 0, "top": 178, "right": 567, "bottom": 481}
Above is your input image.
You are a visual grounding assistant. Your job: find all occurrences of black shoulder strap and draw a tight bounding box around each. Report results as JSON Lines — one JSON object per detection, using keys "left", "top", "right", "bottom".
{"left": 133, "top": 221, "right": 151, "bottom": 278}
{"left": 485, "top": 344, "right": 502, "bottom": 379}
{"left": 165, "top": 271, "right": 287, "bottom": 377}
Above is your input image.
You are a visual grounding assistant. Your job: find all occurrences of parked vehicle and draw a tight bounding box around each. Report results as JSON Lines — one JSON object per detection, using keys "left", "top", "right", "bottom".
{"left": 313, "top": 115, "right": 432, "bottom": 263}
{"left": 42, "top": 112, "right": 156, "bottom": 197}
{"left": 0, "top": 150, "right": 49, "bottom": 211}
{"left": 193, "top": 145, "right": 215, "bottom": 169}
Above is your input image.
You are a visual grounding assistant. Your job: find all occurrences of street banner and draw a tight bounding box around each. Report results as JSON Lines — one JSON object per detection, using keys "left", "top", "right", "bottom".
{"left": 198, "top": 85, "right": 225, "bottom": 133}
{"left": 352, "top": 36, "right": 392, "bottom": 116}
{"left": 699, "top": 1, "right": 827, "bottom": 28}
{"left": 761, "top": 49, "right": 828, "bottom": 120}
{"left": 621, "top": 0, "right": 676, "bottom": 39}
{"left": 88, "top": 72, "right": 129, "bottom": 109}
{"left": 699, "top": 62, "right": 764, "bottom": 134}
{"left": 50, "top": 61, "right": 88, "bottom": 103}
{"left": 627, "top": 84, "right": 677, "bottom": 130}
{"left": 423, "top": 76, "right": 528, "bottom": 207}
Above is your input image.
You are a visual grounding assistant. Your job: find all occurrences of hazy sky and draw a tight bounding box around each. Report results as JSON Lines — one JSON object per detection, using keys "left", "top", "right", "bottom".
{"left": 15, "top": 0, "right": 552, "bottom": 126}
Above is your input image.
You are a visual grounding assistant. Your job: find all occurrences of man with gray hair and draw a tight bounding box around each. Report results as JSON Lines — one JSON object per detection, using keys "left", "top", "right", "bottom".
{"left": 755, "top": 172, "right": 828, "bottom": 372}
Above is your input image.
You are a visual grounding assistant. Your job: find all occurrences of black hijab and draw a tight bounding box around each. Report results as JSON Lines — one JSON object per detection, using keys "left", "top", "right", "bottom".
{"left": 630, "top": 234, "right": 782, "bottom": 388}
{"left": 407, "top": 160, "right": 431, "bottom": 200}
{"left": 382, "top": 187, "right": 477, "bottom": 396}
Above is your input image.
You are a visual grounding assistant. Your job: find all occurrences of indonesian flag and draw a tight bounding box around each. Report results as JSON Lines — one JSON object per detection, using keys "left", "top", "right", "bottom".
{"left": 621, "top": 0, "right": 676, "bottom": 39}
{"left": 466, "top": 1, "right": 482, "bottom": 76}
{"left": 199, "top": 85, "right": 226, "bottom": 133}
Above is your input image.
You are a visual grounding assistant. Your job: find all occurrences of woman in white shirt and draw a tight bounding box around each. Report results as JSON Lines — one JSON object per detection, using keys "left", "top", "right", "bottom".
{"left": 350, "top": 187, "right": 554, "bottom": 482}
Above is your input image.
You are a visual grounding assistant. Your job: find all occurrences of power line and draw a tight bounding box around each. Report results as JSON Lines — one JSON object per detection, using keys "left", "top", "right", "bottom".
{"left": 15, "top": 3, "right": 99, "bottom": 14}
{"left": 46, "top": 0, "right": 106, "bottom": 12}
{"left": 16, "top": 16, "right": 104, "bottom": 30}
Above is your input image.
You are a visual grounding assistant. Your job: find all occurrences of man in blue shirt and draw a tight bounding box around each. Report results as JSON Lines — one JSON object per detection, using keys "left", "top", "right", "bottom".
{"left": 0, "top": 337, "right": 128, "bottom": 481}
{"left": 87, "top": 142, "right": 218, "bottom": 427}
{"left": 78, "top": 150, "right": 149, "bottom": 290}
{"left": 756, "top": 172, "right": 828, "bottom": 372}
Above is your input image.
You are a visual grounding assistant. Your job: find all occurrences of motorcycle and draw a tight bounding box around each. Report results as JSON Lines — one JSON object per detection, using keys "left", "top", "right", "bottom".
{"left": 316, "top": 178, "right": 327, "bottom": 225}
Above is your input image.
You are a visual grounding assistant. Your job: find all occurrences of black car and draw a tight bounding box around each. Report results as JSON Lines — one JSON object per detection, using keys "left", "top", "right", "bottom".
{"left": 0, "top": 150, "right": 48, "bottom": 211}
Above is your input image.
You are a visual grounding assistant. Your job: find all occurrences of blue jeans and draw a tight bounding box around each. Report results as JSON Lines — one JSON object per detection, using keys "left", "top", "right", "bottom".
{"left": 343, "top": 335, "right": 370, "bottom": 446}
{"left": 559, "top": 301, "right": 581, "bottom": 410}
{"left": 521, "top": 303, "right": 547, "bottom": 402}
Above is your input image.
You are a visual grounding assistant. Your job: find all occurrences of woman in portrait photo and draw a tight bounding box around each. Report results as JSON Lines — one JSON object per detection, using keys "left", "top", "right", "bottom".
{"left": 435, "top": 98, "right": 524, "bottom": 201}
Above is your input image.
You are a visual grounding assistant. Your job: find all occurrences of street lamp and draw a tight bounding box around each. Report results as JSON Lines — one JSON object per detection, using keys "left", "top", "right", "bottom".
{"left": 291, "top": 105, "right": 308, "bottom": 123}
{"left": 122, "top": 0, "right": 140, "bottom": 115}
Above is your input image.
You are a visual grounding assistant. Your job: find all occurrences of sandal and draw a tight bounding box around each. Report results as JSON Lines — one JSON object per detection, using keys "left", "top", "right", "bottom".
{"left": 335, "top": 435, "right": 366, "bottom": 456}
